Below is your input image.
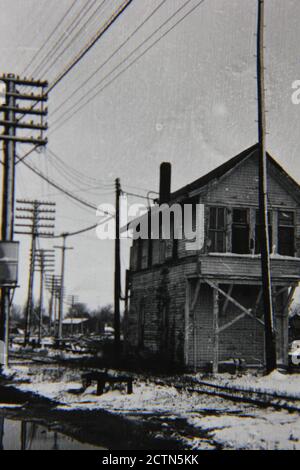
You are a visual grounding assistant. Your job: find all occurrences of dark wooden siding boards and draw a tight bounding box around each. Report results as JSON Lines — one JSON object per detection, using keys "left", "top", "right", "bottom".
{"left": 200, "top": 255, "right": 300, "bottom": 280}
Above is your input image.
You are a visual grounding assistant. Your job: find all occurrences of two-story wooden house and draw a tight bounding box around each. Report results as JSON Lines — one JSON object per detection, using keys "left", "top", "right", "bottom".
{"left": 125, "top": 144, "right": 300, "bottom": 371}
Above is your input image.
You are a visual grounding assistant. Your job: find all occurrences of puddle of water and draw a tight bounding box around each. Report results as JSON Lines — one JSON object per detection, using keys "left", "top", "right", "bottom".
{"left": 0, "top": 415, "right": 106, "bottom": 450}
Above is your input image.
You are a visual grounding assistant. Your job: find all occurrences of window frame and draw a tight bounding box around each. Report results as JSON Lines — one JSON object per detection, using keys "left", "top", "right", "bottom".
{"left": 208, "top": 206, "right": 227, "bottom": 253}
{"left": 231, "top": 207, "right": 251, "bottom": 255}
{"left": 277, "top": 210, "right": 295, "bottom": 257}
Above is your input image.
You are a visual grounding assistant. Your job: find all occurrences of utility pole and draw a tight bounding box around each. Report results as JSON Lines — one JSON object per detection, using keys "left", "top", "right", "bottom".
{"left": 46, "top": 275, "right": 61, "bottom": 335}
{"left": 15, "top": 199, "right": 55, "bottom": 345}
{"left": 54, "top": 234, "right": 73, "bottom": 342}
{"left": 0, "top": 75, "right": 16, "bottom": 369}
{"left": 114, "top": 178, "right": 121, "bottom": 358}
{"left": 0, "top": 74, "right": 48, "bottom": 368}
{"left": 256, "top": 0, "right": 277, "bottom": 373}
{"left": 35, "top": 249, "right": 55, "bottom": 345}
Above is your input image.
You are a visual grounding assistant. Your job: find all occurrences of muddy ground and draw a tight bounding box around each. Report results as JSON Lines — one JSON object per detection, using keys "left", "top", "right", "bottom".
{"left": 0, "top": 380, "right": 189, "bottom": 450}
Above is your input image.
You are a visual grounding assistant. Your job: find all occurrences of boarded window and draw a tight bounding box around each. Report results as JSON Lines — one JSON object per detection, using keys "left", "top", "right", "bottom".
{"left": 232, "top": 208, "right": 250, "bottom": 254}
{"left": 278, "top": 211, "right": 295, "bottom": 257}
{"left": 255, "top": 210, "right": 273, "bottom": 254}
{"left": 208, "top": 207, "right": 226, "bottom": 253}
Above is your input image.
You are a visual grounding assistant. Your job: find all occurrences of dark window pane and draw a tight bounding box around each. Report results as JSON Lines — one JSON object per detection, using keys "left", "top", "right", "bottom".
{"left": 209, "top": 207, "right": 217, "bottom": 230}
{"left": 232, "top": 209, "right": 250, "bottom": 254}
{"left": 208, "top": 207, "right": 226, "bottom": 253}
{"left": 217, "top": 231, "right": 225, "bottom": 252}
{"left": 233, "top": 209, "right": 248, "bottom": 224}
{"left": 278, "top": 227, "right": 295, "bottom": 256}
{"left": 278, "top": 211, "right": 294, "bottom": 226}
{"left": 217, "top": 208, "right": 225, "bottom": 229}
{"left": 232, "top": 226, "right": 250, "bottom": 254}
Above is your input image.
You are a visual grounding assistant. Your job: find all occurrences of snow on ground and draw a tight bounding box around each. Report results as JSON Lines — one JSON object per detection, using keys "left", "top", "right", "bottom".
{"left": 5, "top": 364, "right": 300, "bottom": 450}
{"left": 193, "top": 370, "right": 300, "bottom": 398}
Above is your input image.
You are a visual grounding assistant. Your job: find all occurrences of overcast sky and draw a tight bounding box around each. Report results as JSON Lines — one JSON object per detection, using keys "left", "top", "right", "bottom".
{"left": 0, "top": 0, "right": 300, "bottom": 310}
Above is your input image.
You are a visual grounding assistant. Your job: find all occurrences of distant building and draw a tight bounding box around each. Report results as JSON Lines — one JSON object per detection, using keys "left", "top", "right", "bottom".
{"left": 125, "top": 144, "right": 300, "bottom": 370}
{"left": 62, "top": 317, "right": 89, "bottom": 336}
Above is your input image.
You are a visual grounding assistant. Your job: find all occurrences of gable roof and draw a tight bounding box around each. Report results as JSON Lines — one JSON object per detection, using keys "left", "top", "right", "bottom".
{"left": 170, "top": 143, "right": 300, "bottom": 202}
{"left": 122, "top": 144, "right": 300, "bottom": 233}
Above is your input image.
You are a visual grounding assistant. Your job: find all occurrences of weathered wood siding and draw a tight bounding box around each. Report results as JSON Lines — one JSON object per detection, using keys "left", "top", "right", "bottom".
{"left": 126, "top": 153, "right": 300, "bottom": 369}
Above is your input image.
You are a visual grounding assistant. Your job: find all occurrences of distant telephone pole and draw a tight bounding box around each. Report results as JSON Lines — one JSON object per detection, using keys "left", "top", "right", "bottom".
{"left": 0, "top": 74, "right": 48, "bottom": 368}
{"left": 35, "top": 249, "right": 55, "bottom": 345}
{"left": 54, "top": 234, "right": 73, "bottom": 342}
{"left": 114, "top": 178, "right": 121, "bottom": 357}
{"left": 45, "top": 274, "right": 61, "bottom": 336}
{"left": 15, "top": 199, "right": 55, "bottom": 345}
{"left": 256, "top": 0, "right": 277, "bottom": 373}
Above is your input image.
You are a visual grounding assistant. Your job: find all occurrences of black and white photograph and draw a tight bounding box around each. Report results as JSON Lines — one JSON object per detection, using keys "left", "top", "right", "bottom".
{"left": 0, "top": 0, "right": 300, "bottom": 453}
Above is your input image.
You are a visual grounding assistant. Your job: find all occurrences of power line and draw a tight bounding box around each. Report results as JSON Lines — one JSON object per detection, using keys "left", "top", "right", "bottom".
{"left": 21, "top": 0, "right": 78, "bottom": 77}
{"left": 50, "top": 0, "right": 206, "bottom": 133}
{"left": 51, "top": 0, "right": 168, "bottom": 117}
{"left": 48, "top": 223, "right": 98, "bottom": 239}
{"left": 123, "top": 190, "right": 156, "bottom": 202}
{"left": 41, "top": 215, "right": 115, "bottom": 240}
{"left": 48, "top": 0, "right": 134, "bottom": 93}
{"left": 29, "top": 0, "right": 99, "bottom": 80}
{"left": 46, "top": 147, "right": 115, "bottom": 188}
{"left": 40, "top": 0, "right": 108, "bottom": 80}
{"left": 16, "top": 153, "right": 114, "bottom": 216}
{"left": 14, "top": 0, "right": 133, "bottom": 132}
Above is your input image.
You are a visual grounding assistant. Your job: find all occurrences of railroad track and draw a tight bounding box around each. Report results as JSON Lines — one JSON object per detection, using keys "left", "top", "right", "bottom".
{"left": 155, "top": 377, "right": 300, "bottom": 413}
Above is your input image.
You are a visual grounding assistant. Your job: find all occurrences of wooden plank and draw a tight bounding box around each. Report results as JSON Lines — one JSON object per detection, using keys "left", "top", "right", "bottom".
{"left": 284, "top": 286, "right": 297, "bottom": 310}
{"left": 184, "top": 279, "right": 190, "bottom": 367}
{"left": 218, "top": 312, "right": 247, "bottom": 334}
{"left": 282, "top": 288, "right": 291, "bottom": 366}
{"left": 252, "top": 288, "right": 263, "bottom": 316}
{"left": 221, "top": 284, "right": 233, "bottom": 315}
{"left": 191, "top": 279, "right": 202, "bottom": 312}
{"left": 204, "top": 279, "right": 265, "bottom": 326}
{"left": 212, "top": 285, "right": 219, "bottom": 374}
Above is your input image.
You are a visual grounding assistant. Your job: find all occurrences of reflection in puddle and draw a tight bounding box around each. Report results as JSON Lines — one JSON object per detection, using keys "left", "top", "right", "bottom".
{"left": 0, "top": 415, "right": 105, "bottom": 450}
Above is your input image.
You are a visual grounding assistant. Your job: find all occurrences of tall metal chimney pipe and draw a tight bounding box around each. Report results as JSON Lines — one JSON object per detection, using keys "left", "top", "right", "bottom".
{"left": 159, "top": 162, "right": 171, "bottom": 204}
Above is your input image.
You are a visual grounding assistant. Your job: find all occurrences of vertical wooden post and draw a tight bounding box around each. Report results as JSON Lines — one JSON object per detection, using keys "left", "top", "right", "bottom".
{"left": 114, "top": 178, "right": 121, "bottom": 358}
{"left": 0, "top": 75, "right": 16, "bottom": 368}
{"left": 212, "top": 285, "right": 219, "bottom": 374}
{"left": 184, "top": 279, "right": 190, "bottom": 367}
{"left": 256, "top": 0, "right": 277, "bottom": 373}
{"left": 193, "top": 304, "right": 197, "bottom": 372}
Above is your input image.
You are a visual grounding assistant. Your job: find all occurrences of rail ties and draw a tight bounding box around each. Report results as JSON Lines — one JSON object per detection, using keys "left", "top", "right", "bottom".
{"left": 154, "top": 378, "right": 300, "bottom": 413}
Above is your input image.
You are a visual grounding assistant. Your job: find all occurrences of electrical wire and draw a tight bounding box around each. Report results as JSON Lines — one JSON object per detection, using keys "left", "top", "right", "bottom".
{"left": 41, "top": 217, "right": 114, "bottom": 240}
{"left": 14, "top": 1, "right": 133, "bottom": 132}
{"left": 30, "top": 0, "right": 100, "bottom": 79}
{"left": 16, "top": 153, "right": 114, "bottom": 216}
{"left": 45, "top": 152, "right": 114, "bottom": 193}
{"left": 40, "top": 0, "right": 108, "bottom": 80}
{"left": 122, "top": 190, "right": 156, "bottom": 201}
{"left": 46, "top": 147, "right": 115, "bottom": 188}
{"left": 50, "top": 0, "right": 206, "bottom": 133}
{"left": 51, "top": 0, "right": 168, "bottom": 117}
{"left": 21, "top": 0, "right": 78, "bottom": 77}
{"left": 48, "top": 0, "right": 133, "bottom": 93}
